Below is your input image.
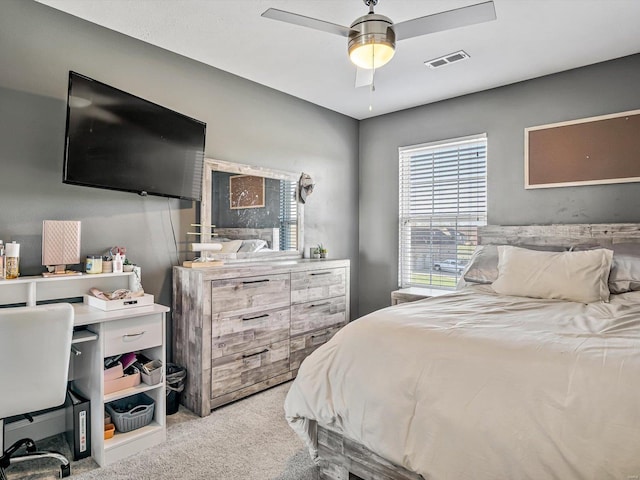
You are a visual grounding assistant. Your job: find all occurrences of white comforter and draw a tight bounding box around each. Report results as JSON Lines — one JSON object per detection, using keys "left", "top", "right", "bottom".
{"left": 285, "top": 285, "right": 640, "bottom": 480}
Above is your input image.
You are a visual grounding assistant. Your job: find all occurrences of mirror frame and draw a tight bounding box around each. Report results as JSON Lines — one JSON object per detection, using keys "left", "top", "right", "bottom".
{"left": 201, "top": 158, "right": 304, "bottom": 259}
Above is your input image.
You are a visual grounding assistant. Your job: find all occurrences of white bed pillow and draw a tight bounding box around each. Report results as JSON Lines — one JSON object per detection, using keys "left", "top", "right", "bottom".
{"left": 462, "top": 245, "right": 499, "bottom": 284}
{"left": 218, "top": 239, "right": 243, "bottom": 253}
{"left": 491, "top": 245, "right": 613, "bottom": 303}
{"left": 238, "top": 239, "right": 267, "bottom": 253}
{"left": 463, "top": 244, "right": 568, "bottom": 285}
{"left": 609, "top": 244, "right": 640, "bottom": 293}
{"left": 570, "top": 243, "right": 640, "bottom": 294}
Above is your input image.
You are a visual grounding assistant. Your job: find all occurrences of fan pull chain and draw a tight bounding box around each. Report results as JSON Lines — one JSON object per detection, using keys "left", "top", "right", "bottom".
{"left": 369, "top": 45, "right": 376, "bottom": 112}
{"left": 369, "top": 73, "right": 375, "bottom": 112}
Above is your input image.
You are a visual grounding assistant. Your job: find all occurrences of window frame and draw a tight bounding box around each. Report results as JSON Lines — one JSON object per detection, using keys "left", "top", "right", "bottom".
{"left": 398, "top": 133, "right": 488, "bottom": 290}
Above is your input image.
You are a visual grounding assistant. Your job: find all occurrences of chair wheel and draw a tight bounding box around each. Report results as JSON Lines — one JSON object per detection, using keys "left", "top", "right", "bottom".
{"left": 25, "top": 440, "right": 37, "bottom": 454}
{"left": 60, "top": 464, "right": 71, "bottom": 478}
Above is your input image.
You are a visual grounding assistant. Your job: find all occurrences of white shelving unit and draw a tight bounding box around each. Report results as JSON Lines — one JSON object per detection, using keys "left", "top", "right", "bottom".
{"left": 72, "top": 304, "right": 168, "bottom": 466}
{"left": 0, "top": 272, "right": 168, "bottom": 467}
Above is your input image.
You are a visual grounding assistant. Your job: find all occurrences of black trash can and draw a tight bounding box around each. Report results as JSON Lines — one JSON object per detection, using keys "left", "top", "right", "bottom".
{"left": 165, "top": 363, "right": 186, "bottom": 415}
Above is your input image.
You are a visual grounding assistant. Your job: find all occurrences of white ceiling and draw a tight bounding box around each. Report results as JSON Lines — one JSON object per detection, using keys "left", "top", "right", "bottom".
{"left": 35, "top": 0, "right": 640, "bottom": 120}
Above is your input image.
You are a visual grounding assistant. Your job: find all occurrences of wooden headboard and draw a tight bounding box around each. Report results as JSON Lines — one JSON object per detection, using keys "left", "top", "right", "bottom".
{"left": 479, "top": 223, "right": 640, "bottom": 248}
{"left": 214, "top": 227, "right": 280, "bottom": 250}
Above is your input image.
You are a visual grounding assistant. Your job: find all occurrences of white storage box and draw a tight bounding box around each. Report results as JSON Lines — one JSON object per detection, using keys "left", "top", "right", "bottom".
{"left": 84, "top": 293, "right": 154, "bottom": 311}
{"left": 140, "top": 359, "right": 163, "bottom": 386}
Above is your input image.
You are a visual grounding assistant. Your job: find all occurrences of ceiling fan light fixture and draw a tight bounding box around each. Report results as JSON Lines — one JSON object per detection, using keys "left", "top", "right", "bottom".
{"left": 349, "top": 38, "right": 395, "bottom": 69}
{"left": 348, "top": 13, "right": 395, "bottom": 69}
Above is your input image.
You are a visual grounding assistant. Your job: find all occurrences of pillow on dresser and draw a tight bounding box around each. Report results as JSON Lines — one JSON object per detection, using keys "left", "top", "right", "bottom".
{"left": 491, "top": 245, "right": 613, "bottom": 303}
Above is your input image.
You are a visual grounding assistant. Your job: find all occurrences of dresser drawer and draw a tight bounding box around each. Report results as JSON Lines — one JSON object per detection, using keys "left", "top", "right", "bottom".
{"left": 291, "top": 296, "right": 346, "bottom": 336}
{"left": 211, "top": 306, "right": 290, "bottom": 359}
{"left": 291, "top": 268, "right": 346, "bottom": 304}
{"left": 210, "top": 274, "right": 290, "bottom": 316}
{"left": 211, "top": 340, "right": 290, "bottom": 398}
{"left": 103, "top": 315, "right": 163, "bottom": 357}
{"left": 290, "top": 324, "right": 343, "bottom": 372}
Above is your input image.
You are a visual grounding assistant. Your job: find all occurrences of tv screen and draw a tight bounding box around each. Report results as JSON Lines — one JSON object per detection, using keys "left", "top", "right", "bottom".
{"left": 63, "top": 72, "right": 205, "bottom": 201}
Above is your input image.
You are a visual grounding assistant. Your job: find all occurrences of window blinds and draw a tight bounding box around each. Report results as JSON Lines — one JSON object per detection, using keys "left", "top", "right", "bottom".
{"left": 279, "top": 179, "right": 298, "bottom": 251}
{"left": 399, "top": 134, "right": 487, "bottom": 289}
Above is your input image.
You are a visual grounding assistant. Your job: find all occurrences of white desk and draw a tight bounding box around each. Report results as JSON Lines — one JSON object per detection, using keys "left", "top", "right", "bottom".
{"left": 0, "top": 272, "right": 168, "bottom": 467}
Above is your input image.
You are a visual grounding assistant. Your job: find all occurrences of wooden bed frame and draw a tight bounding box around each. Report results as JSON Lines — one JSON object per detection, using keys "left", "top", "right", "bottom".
{"left": 311, "top": 223, "right": 640, "bottom": 480}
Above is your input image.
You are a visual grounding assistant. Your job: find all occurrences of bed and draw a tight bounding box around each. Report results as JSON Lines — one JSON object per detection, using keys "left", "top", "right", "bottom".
{"left": 284, "top": 223, "right": 640, "bottom": 480}
{"left": 197, "top": 227, "right": 279, "bottom": 261}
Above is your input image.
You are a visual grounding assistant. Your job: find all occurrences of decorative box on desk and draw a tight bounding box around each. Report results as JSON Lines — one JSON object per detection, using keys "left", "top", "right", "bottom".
{"left": 83, "top": 293, "right": 154, "bottom": 311}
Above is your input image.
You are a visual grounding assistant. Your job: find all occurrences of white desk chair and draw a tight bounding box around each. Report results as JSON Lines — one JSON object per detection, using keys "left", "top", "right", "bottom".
{"left": 0, "top": 303, "right": 74, "bottom": 479}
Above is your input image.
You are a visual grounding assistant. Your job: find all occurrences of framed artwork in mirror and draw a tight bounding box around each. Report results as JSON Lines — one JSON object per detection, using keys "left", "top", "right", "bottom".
{"left": 229, "top": 175, "right": 265, "bottom": 209}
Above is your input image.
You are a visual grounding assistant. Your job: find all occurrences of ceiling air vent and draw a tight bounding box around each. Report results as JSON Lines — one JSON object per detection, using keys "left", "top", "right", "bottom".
{"left": 425, "top": 50, "right": 470, "bottom": 69}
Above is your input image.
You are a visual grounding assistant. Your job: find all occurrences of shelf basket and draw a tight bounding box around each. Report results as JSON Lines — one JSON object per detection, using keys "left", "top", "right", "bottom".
{"left": 105, "top": 393, "right": 155, "bottom": 433}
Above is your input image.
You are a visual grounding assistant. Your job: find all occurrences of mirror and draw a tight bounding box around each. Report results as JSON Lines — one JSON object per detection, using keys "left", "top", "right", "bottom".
{"left": 200, "top": 158, "right": 303, "bottom": 261}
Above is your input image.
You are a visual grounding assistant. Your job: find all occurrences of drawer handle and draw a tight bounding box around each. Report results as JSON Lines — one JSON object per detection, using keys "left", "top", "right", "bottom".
{"left": 242, "top": 279, "right": 270, "bottom": 284}
{"left": 308, "top": 302, "right": 330, "bottom": 308}
{"left": 122, "top": 331, "right": 146, "bottom": 341}
{"left": 311, "top": 332, "right": 330, "bottom": 345}
{"left": 243, "top": 314, "right": 269, "bottom": 322}
{"left": 310, "top": 272, "right": 332, "bottom": 276}
{"left": 242, "top": 349, "right": 268, "bottom": 359}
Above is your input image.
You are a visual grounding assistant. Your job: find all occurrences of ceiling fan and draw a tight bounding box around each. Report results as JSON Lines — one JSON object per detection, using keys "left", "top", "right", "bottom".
{"left": 262, "top": 0, "right": 497, "bottom": 87}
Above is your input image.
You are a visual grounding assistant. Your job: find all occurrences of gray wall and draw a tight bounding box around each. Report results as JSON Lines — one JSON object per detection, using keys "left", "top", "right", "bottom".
{"left": 0, "top": 1, "right": 360, "bottom": 354}
{"left": 359, "top": 54, "right": 640, "bottom": 316}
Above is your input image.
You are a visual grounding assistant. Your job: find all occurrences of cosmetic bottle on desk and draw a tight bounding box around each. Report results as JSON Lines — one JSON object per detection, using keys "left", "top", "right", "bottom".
{"left": 5, "top": 241, "right": 19, "bottom": 279}
{"left": 113, "top": 253, "right": 123, "bottom": 273}
{"left": 0, "top": 240, "right": 5, "bottom": 279}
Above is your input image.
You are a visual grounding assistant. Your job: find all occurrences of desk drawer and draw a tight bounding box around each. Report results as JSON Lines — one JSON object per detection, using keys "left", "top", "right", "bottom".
{"left": 291, "top": 296, "right": 346, "bottom": 336}
{"left": 210, "top": 274, "right": 290, "bottom": 316}
{"left": 211, "top": 340, "right": 289, "bottom": 398}
{"left": 211, "top": 306, "right": 290, "bottom": 359}
{"left": 103, "top": 315, "right": 163, "bottom": 357}
{"left": 291, "top": 268, "right": 346, "bottom": 304}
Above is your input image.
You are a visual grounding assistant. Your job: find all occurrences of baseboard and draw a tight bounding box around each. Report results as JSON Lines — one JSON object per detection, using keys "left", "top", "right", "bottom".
{"left": 4, "top": 408, "right": 66, "bottom": 446}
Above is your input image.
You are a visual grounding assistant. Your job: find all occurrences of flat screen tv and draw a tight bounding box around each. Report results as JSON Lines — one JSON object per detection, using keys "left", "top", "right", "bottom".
{"left": 63, "top": 71, "right": 205, "bottom": 201}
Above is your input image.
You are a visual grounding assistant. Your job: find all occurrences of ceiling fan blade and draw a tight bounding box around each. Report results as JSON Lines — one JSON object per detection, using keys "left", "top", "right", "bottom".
{"left": 355, "top": 68, "right": 374, "bottom": 88}
{"left": 261, "top": 8, "right": 354, "bottom": 37}
{"left": 394, "top": 1, "right": 497, "bottom": 41}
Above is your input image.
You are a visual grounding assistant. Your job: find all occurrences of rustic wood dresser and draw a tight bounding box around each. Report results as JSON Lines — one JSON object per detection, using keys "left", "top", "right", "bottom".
{"left": 172, "top": 259, "right": 350, "bottom": 416}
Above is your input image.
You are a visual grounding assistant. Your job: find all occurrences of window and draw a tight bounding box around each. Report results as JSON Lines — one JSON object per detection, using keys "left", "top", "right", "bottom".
{"left": 279, "top": 179, "right": 298, "bottom": 250}
{"left": 399, "top": 134, "right": 487, "bottom": 289}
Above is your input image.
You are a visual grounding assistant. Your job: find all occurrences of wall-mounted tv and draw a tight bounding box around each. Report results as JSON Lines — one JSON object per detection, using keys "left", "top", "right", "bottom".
{"left": 63, "top": 71, "right": 206, "bottom": 201}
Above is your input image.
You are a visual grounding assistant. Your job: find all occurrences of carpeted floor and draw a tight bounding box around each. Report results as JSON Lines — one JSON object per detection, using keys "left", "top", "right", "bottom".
{"left": 6, "top": 382, "right": 316, "bottom": 479}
